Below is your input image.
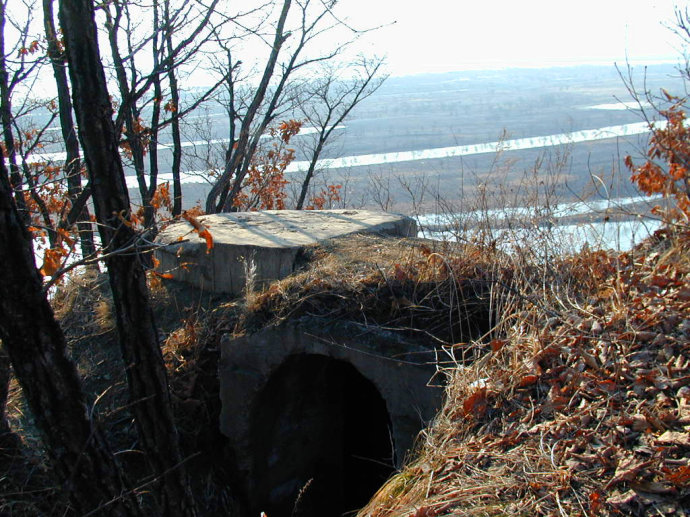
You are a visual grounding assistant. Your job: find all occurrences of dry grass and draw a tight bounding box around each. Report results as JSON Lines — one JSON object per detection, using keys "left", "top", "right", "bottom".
{"left": 235, "top": 233, "right": 506, "bottom": 349}
{"left": 1, "top": 265, "right": 238, "bottom": 515}
{"left": 4, "top": 218, "right": 689, "bottom": 516}
{"left": 359, "top": 228, "right": 690, "bottom": 517}
{"left": 0, "top": 278, "right": 114, "bottom": 516}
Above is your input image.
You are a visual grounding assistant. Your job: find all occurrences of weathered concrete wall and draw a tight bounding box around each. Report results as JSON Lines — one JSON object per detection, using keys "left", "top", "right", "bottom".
{"left": 155, "top": 210, "right": 417, "bottom": 295}
{"left": 219, "top": 318, "right": 443, "bottom": 515}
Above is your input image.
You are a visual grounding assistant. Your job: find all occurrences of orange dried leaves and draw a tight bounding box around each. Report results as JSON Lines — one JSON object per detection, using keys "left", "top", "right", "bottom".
{"left": 151, "top": 182, "right": 173, "bottom": 213}
{"left": 39, "top": 229, "right": 76, "bottom": 277}
{"left": 182, "top": 211, "right": 213, "bottom": 253}
{"left": 626, "top": 99, "right": 690, "bottom": 223}
{"left": 461, "top": 387, "right": 488, "bottom": 419}
{"left": 234, "top": 120, "right": 302, "bottom": 211}
{"left": 40, "top": 247, "right": 65, "bottom": 277}
{"left": 306, "top": 184, "right": 342, "bottom": 210}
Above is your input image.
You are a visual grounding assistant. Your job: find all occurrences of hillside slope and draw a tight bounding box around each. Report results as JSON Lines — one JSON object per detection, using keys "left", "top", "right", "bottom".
{"left": 360, "top": 229, "right": 690, "bottom": 516}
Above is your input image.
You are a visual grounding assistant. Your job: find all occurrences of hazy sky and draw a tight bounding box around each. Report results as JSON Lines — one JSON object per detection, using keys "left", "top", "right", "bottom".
{"left": 344, "top": 0, "right": 683, "bottom": 75}
{"left": 6, "top": 0, "right": 684, "bottom": 97}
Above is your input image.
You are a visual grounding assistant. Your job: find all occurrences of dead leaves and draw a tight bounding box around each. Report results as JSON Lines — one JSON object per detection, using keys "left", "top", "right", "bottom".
{"left": 40, "top": 247, "right": 64, "bottom": 277}
{"left": 606, "top": 457, "right": 653, "bottom": 489}
{"left": 517, "top": 374, "right": 539, "bottom": 388}
{"left": 461, "top": 387, "right": 488, "bottom": 419}
{"left": 182, "top": 211, "right": 214, "bottom": 253}
{"left": 656, "top": 430, "right": 690, "bottom": 448}
{"left": 489, "top": 338, "right": 507, "bottom": 352}
{"left": 410, "top": 503, "right": 452, "bottom": 517}
{"left": 665, "top": 465, "right": 690, "bottom": 488}
{"left": 39, "top": 228, "right": 77, "bottom": 278}
{"left": 413, "top": 230, "right": 690, "bottom": 516}
{"left": 626, "top": 100, "right": 690, "bottom": 224}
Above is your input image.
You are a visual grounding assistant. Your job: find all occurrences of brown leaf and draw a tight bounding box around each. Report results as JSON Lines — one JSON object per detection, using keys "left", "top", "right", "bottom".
{"left": 606, "top": 489, "right": 638, "bottom": 507}
{"left": 606, "top": 457, "right": 652, "bottom": 489}
{"left": 198, "top": 228, "right": 214, "bottom": 253}
{"left": 581, "top": 350, "right": 600, "bottom": 369}
{"left": 589, "top": 491, "right": 604, "bottom": 514}
{"left": 630, "top": 480, "right": 677, "bottom": 494}
{"left": 462, "top": 387, "right": 487, "bottom": 419}
{"left": 630, "top": 414, "right": 651, "bottom": 432}
{"left": 518, "top": 374, "right": 539, "bottom": 388}
{"left": 676, "top": 287, "right": 690, "bottom": 301}
{"left": 411, "top": 503, "right": 452, "bottom": 517}
{"left": 656, "top": 430, "right": 690, "bottom": 447}
{"left": 40, "top": 248, "right": 62, "bottom": 277}
{"left": 151, "top": 271, "right": 175, "bottom": 280}
{"left": 490, "top": 339, "right": 507, "bottom": 352}
{"left": 182, "top": 211, "right": 214, "bottom": 253}
{"left": 635, "top": 331, "right": 657, "bottom": 343}
{"left": 412, "top": 506, "right": 433, "bottom": 517}
{"left": 665, "top": 465, "right": 690, "bottom": 487}
{"left": 650, "top": 275, "right": 674, "bottom": 288}
{"left": 597, "top": 379, "right": 617, "bottom": 392}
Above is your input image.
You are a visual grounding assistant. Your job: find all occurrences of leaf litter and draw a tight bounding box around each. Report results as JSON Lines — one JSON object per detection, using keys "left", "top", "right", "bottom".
{"left": 360, "top": 228, "right": 690, "bottom": 517}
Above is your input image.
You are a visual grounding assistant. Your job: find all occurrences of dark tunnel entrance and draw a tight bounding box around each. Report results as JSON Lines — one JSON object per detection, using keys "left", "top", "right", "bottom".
{"left": 250, "top": 354, "right": 395, "bottom": 517}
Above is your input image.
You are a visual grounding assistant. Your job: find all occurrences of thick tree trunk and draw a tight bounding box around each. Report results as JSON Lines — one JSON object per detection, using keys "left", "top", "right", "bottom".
{"left": 58, "top": 1, "right": 196, "bottom": 515}
{"left": 0, "top": 159, "right": 141, "bottom": 516}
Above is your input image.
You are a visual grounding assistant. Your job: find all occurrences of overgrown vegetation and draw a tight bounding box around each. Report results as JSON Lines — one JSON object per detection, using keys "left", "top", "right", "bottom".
{"left": 2, "top": 1, "right": 690, "bottom": 515}
{"left": 358, "top": 228, "right": 690, "bottom": 516}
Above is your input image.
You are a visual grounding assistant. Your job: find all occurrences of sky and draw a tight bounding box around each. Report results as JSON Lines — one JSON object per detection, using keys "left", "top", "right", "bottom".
{"left": 4, "top": 0, "right": 685, "bottom": 97}
{"left": 342, "top": 0, "right": 683, "bottom": 76}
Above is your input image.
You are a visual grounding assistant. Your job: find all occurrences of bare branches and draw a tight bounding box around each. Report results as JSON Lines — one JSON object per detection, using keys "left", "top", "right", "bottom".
{"left": 204, "top": 0, "right": 386, "bottom": 212}
{"left": 295, "top": 56, "right": 386, "bottom": 209}
{"left": 205, "top": 0, "right": 293, "bottom": 212}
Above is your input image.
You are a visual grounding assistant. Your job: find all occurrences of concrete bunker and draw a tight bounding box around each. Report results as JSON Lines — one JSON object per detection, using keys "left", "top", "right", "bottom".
{"left": 251, "top": 354, "right": 394, "bottom": 516}
{"left": 153, "top": 212, "right": 493, "bottom": 514}
{"left": 220, "top": 319, "right": 444, "bottom": 516}
{"left": 155, "top": 210, "right": 417, "bottom": 295}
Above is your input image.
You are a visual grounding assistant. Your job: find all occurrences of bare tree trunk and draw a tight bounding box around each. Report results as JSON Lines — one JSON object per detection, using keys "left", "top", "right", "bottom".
{"left": 42, "top": 0, "right": 96, "bottom": 258}
{"left": 0, "top": 4, "right": 27, "bottom": 222}
{"left": 205, "top": 0, "right": 291, "bottom": 213}
{"left": 146, "top": 0, "right": 162, "bottom": 229}
{"left": 221, "top": 0, "right": 345, "bottom": 212}
{"left": 163, "top": 0, "right": 183, "bottom": 217}
{"left": 0, "top": 158, "right": 142, "bottom": 516}
{"left": 169, "top": 77, "right": 183, "bottom": 215}
{"left": 58, "top": 1, "right": 196, "bottom": 515}
{"left": 168, "top": 76, "right": 183, "bottom": 216}
{"left": 104, "top": 2, "right": 151, "bottom": 217}
{"left": 296, "top": 138, "right": 325, "bottom": 210}
{"left": 296, "top": 58, "right": 385, "bottom": 210}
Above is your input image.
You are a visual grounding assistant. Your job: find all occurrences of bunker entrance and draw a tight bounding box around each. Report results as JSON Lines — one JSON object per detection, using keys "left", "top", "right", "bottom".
{"left": 251, "top": 354, "right": 394, "bottom": 516}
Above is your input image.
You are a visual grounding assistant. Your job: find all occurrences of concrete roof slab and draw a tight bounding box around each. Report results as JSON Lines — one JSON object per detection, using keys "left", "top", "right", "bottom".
{"left": 154, "top": 209, "right": 416, "bottom": 294}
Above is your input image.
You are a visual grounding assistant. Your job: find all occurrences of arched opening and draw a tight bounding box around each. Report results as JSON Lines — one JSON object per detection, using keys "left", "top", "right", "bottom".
{"left": 250, "top": 354, "right": 394, "bottom": 516}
